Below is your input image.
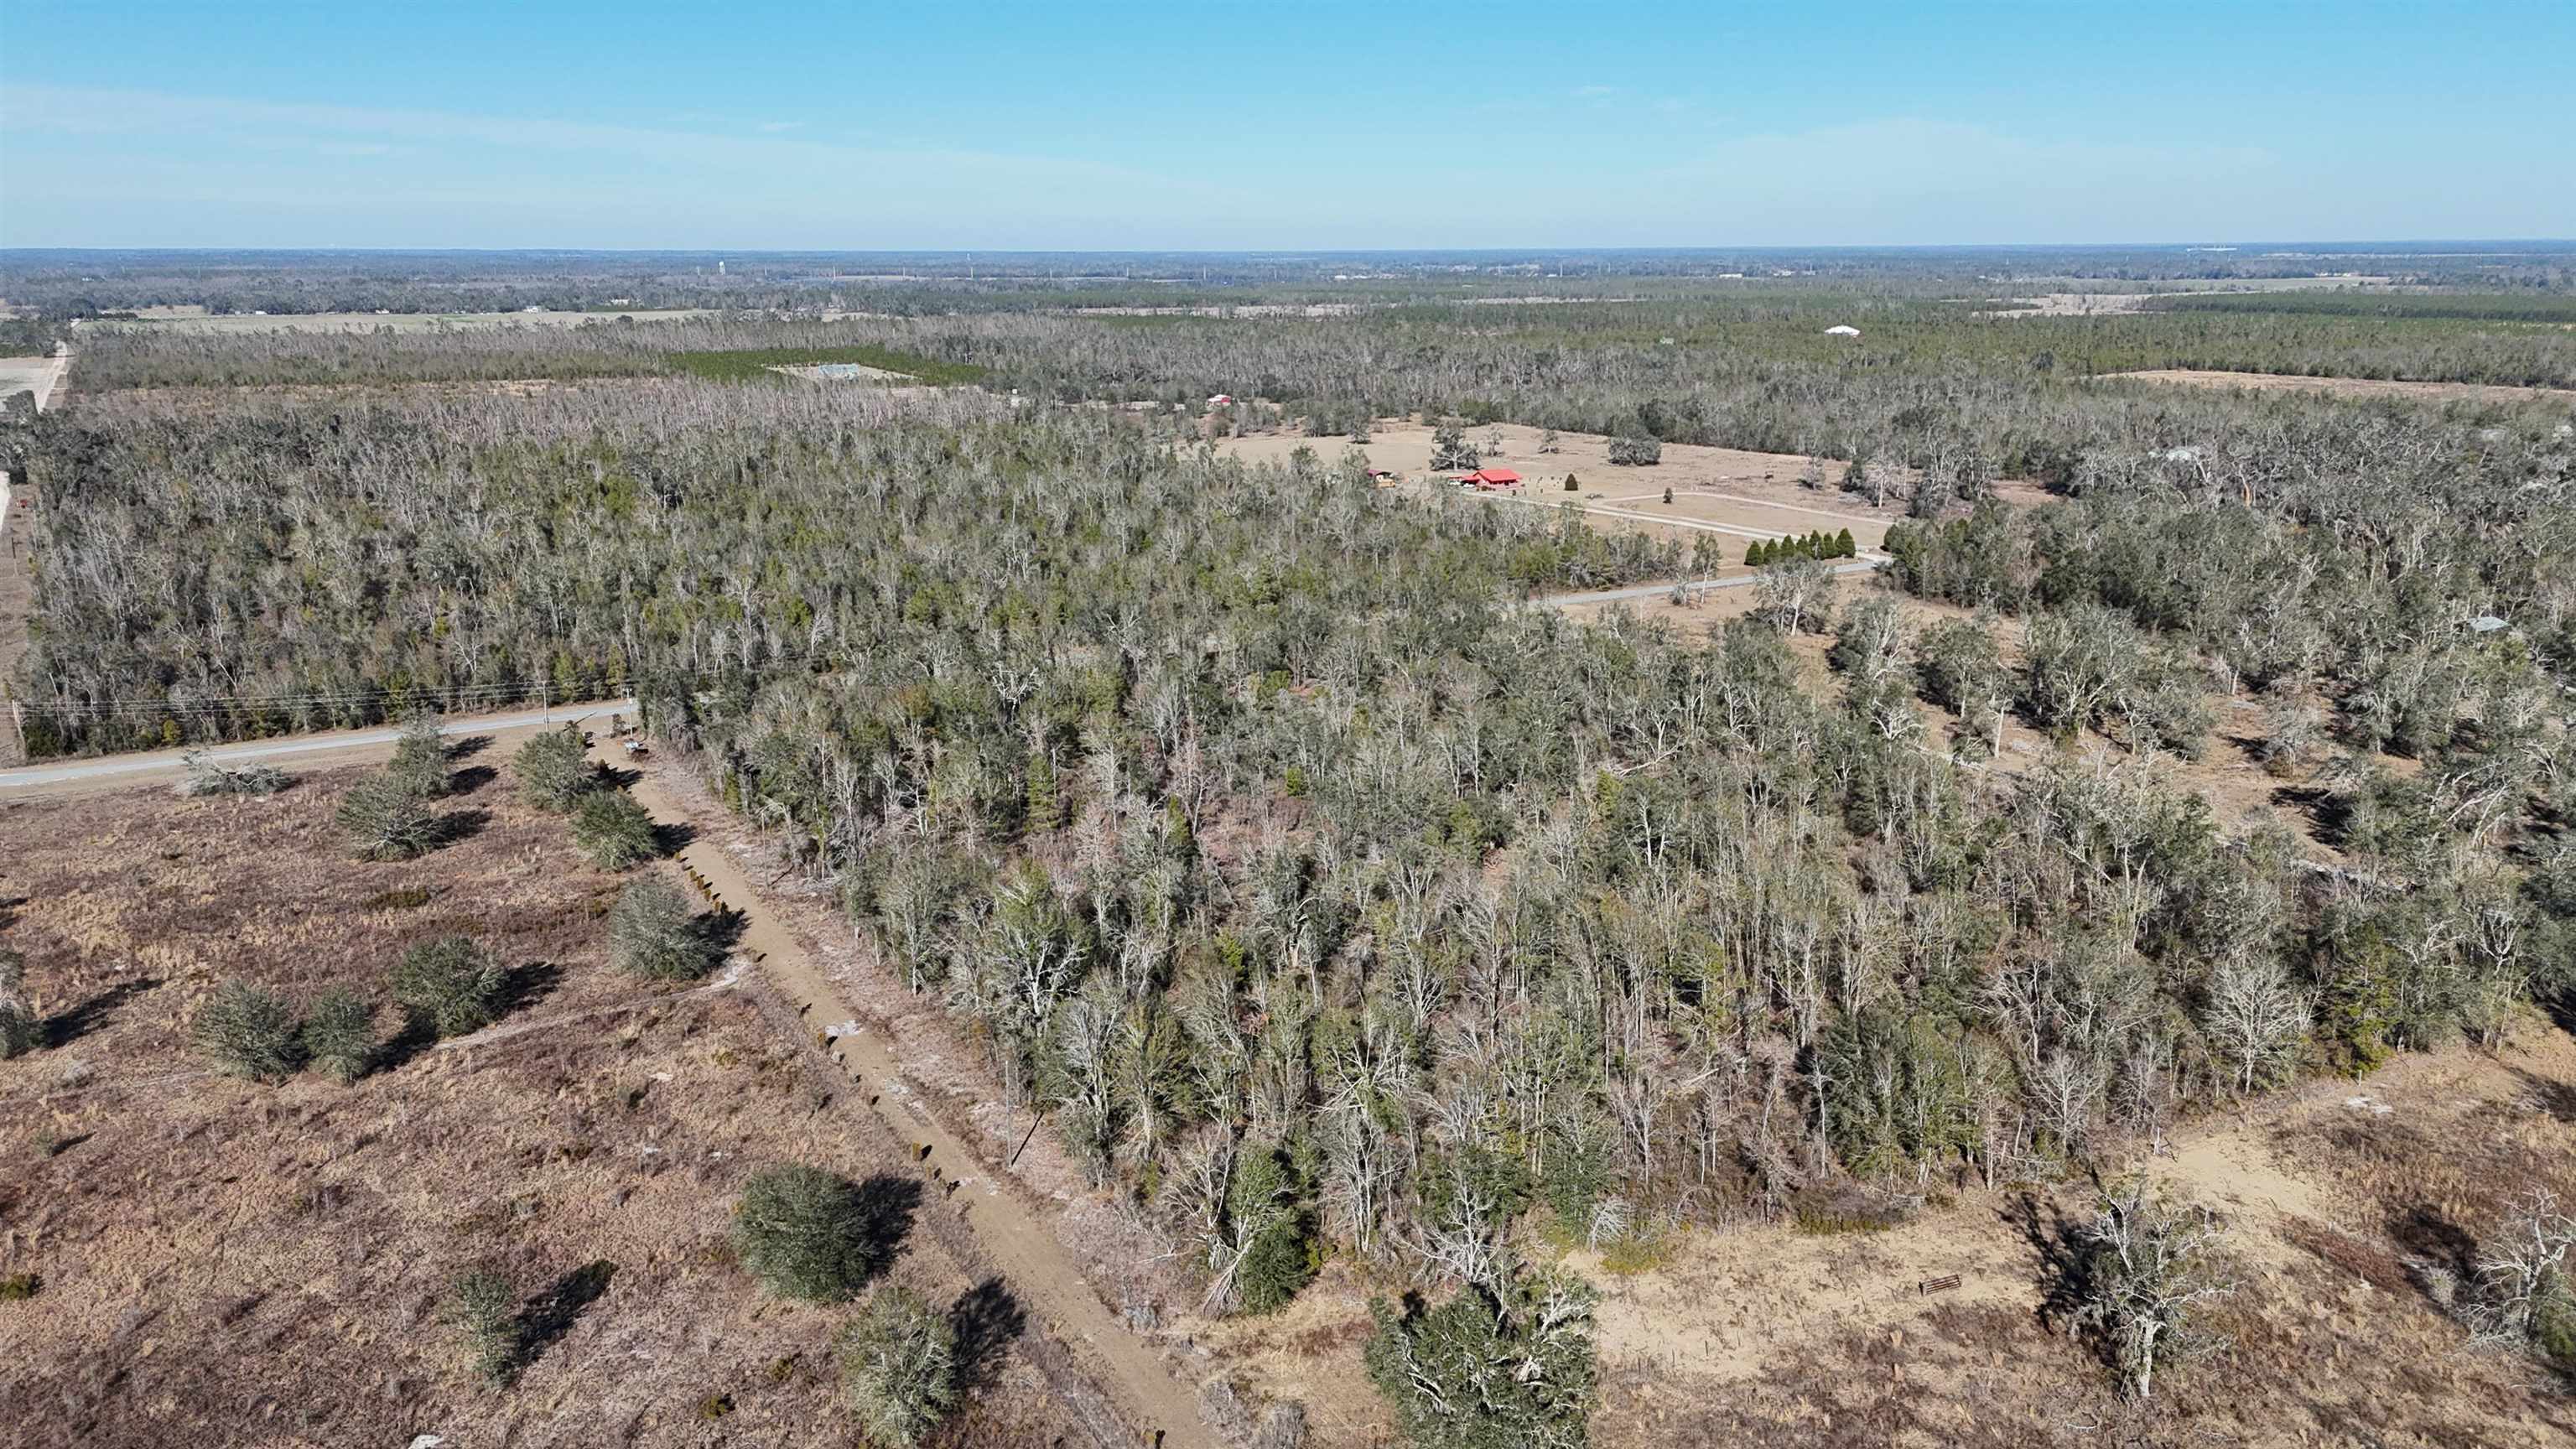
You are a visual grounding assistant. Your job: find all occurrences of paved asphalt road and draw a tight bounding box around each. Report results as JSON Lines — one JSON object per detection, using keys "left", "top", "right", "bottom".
{"left": 0, "top": 699, "right": 636, "bottom": 792}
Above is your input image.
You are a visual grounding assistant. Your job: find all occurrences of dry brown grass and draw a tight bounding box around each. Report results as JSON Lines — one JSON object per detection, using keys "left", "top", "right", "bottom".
{"left": 0, "top": 762, "right": 1071, "bottom": 1447}
{"left": 1575, "top": 1030, "right": 2576, "bottom": 1448}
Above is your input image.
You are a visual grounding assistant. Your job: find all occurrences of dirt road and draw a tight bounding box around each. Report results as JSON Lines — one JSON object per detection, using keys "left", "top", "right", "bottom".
{"left": 622, "top": 760, "right": 1220, "bottom": 1449}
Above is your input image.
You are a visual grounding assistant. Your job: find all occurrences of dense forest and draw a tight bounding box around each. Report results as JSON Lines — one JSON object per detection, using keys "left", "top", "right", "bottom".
{"left": 8, "top": 283, "right": 2576, "bottom": 1439}
{"left": 64, "top": 286, "right": 2576, "bottom": 405}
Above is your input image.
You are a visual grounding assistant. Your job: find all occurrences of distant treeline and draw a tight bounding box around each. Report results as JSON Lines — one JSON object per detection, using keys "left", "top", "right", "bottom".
{"left": 2149, "top": 291, "right": 2576, "bottom": 324}
{"left": 73, "top": 289, "right": 2576, "bottom": 402}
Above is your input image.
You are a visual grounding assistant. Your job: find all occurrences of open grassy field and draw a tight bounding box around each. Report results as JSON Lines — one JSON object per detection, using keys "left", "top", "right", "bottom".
{"left": 1214, "top": 421, "right": 1945, "bottom": 577}
{"left": 0, "top": 758, "right": 1075, "bottom": 1448}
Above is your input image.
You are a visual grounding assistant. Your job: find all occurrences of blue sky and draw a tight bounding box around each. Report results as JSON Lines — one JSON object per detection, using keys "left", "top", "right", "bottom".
{"left": 2, "top": 0, "right": 2569, "bottom": 249}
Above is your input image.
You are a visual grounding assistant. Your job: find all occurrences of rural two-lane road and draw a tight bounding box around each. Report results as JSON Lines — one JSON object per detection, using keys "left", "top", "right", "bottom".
{"left": 0, "top": 699, "right": 636, "bottom": 794}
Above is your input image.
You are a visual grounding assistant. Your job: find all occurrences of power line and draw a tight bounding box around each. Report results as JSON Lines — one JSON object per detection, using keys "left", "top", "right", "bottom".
{"left": 15, "top": 650, "right": 830, "bottom": 720}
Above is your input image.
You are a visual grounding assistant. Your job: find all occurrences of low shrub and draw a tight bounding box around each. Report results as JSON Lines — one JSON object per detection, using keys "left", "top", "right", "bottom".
{"left": 839, "top": 1284, "right": 959, "bottom": 1446}
{"left": 300, "top": 987, "right": 378, "bottom": 1083}
{"left": 387, "top": 711, "right": 453, "bottom": 799}
{"left": 190, "top": 980, "right": 303, "bottom": 1082}
{"left": 733, "top": 1165, "right": 884, "bottom": 1303}
{"left": 515, "top": 724, "right": 602, "bottom": 812}
{"left": 610, "top": 877, "right": 720, "bottom": 981}
{"left": 0, "top": 1272, "right": 39, "bottom": 1301}
{"left": 1790, "top": 1185, "right": 1913, "bottom": 1236}
{"left": 337, "top": 774, "right": 441, "bottom": 860}
{"left": 177, "top": 752, "right": 290, "bottom": 797}
{"left": 444, "top": 1266, "right": 522, "bottom": 1385}
{"left": 0, "top": 949, "right": 39, "bottom": 1060}
{"left": 390, "top": 937, "right": 505, "bottom": 1037}
{"left": 573, "top": 789, "right": 659, "bottom": 870}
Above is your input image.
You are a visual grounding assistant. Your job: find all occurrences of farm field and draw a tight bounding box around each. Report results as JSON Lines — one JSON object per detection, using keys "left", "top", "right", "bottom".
{"left": 1985, "top": 275, "right": 2399, "bottom": 318}
{"left": 1215, "top": 422, "right": 1941, "bottom": 574}
{"left": 2106, "top": 367, "right": 2576, "bottom": 405}
{"left": 0, "top": 757, "right": 1080, "bottom": 1448}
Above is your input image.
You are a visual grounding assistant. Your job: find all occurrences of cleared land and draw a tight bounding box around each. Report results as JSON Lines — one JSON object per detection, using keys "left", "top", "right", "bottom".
{"left": 0, "top": 352, "right": 67, "bottom": 410}
{"left": 1217, "top": 422, "right": 1930, "bottom": 579}
{"left": 2106, "top": 368, "right": 2576, "bottom": 406}
{"left": 0, "top": 732, "right": 1233, "bottom": 1446}
{"left": 0, "top": 760, "right": 1079, "bottom": 1448}
{"left": 1983, "top": 277, "right": 2397, "bottom": 318}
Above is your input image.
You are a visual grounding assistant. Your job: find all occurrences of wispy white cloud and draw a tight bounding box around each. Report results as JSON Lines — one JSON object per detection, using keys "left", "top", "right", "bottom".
{"left": 0, "top": 84, "right": 1265, "bottom": 245}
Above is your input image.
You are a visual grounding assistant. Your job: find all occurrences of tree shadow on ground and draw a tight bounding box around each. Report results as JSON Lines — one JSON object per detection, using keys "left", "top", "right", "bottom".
{"left": 445, "top": 765, "right": 497, "bottom": 797}
{"left": 2267, "top": 783, "right": 2340, "bottom": 840}
{"left": 497, "top": 960, "right": 564, "bottom": 1017}
{"left": 518, "top": 1259, "right": 616, "bottom": 1368}
{"left": 701, "top": 907, "right": 749, "bottom": 956}
{"left": 374, "top": 1012, "right": 439, "bottom": 1072}
{"left": 2002, "top": 1190, "right": 2097, "bottom": 1337}
{"left": 948, "top": 1276, "right": 1027, "bottom": 1390}
{"left": 434, "top": 808, "right": 493, "bottom": 849}
{"left": 44, "top": 976, "right": 158, "bottom": 1049}
{"left": 2509, "top": 1065, "right": 2576, "bottom": 1124}
{"left": 448, "top": 735, "right": 495, "bottom": 761}
{"left": 850, "top": 1174, "right": 925, "bottom": 1284}
{"left": 652, "top": 819, "right": 698, "bottom": 856}
{"left": 2388, "top": 1203, "right": 2480, "bottom": 1293}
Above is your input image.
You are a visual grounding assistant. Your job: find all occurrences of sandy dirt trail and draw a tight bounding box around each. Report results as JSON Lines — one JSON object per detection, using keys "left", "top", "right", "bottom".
{"left": 621, "top": 757, "right": 1220, "bottom": 1449}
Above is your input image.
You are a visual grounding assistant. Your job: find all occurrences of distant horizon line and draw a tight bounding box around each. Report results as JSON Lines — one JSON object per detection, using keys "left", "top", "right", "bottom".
{"left": 6, "top": 239, "right": 2573, "bottom": 259}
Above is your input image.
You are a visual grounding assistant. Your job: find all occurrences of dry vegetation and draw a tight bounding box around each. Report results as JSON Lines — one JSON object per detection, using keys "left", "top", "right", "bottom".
{"left": 9, "top": 253, "right": 2576, "bottom": 1449}
{"left": 1179, "top": 1030, "right": 2576, "bottom": 1449}
{"left": 0, "top": 759, "right": 1071, "bottom": 1448}
{"left": 2107, "top": 368, "right": 2576, "bottom": 406}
